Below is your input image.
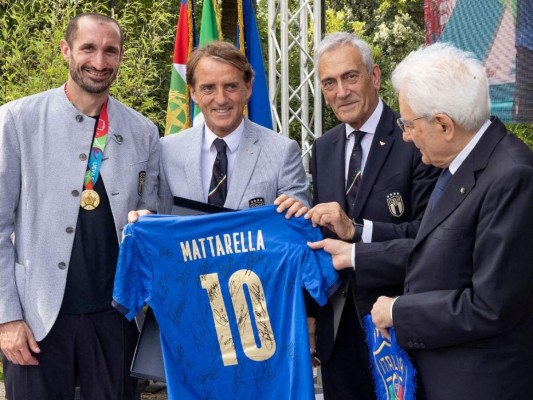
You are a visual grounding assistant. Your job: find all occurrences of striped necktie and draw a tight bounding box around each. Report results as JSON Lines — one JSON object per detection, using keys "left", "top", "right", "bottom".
{"left": 208, "top": 138, "right": 228, "bottom": 206}
{"left": 345, "top": 130, "right": 366, "bottom": 216}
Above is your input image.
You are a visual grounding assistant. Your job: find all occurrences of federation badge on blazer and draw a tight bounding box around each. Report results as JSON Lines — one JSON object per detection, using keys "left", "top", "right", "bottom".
{"left": 386, "top": 192, "right": 404, "bottom": 217}
{"left": 248, "top": 197, "right": 265, "bottom": 208}
{"left": 138, "top": 171, "right": 146, "bottom": 196}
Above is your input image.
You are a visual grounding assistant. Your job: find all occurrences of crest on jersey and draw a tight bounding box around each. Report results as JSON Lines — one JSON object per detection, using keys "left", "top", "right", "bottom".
{"left": 387, "top": 192, "right": 404, "bottom": 217}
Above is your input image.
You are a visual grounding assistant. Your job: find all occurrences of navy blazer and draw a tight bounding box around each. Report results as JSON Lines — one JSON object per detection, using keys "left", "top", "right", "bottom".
{"left": 389, "top": 118, "right": 533, "bottom": 399}
{"left": 312, "top": 103, "right": 438, "bottom": 240}
{"left": 309, "top": 102, "right": 439, "bottom": 362}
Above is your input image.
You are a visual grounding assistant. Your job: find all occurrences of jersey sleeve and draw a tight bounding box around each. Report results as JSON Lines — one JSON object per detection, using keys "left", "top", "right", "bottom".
{"left": 299, "top": 222, "right": 339, "bottom": 306}
{"left": 112, "top": 223, "right": 153, "bottom": 320}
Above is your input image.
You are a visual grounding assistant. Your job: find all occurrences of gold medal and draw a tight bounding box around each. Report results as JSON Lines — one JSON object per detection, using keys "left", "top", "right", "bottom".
{"left": 80, "top": 189, "right": 100, "bottom": 210}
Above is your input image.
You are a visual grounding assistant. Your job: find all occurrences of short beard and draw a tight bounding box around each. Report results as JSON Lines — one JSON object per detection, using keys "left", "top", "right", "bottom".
{"left": 69, "top": 64, "right": 118, "bottom": 94}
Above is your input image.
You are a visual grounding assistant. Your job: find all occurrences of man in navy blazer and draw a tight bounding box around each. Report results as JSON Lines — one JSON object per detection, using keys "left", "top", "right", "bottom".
{"left": 305, "top": 33, "right": 438, "bottom": 400}
{"left": 312, "top": 43, "right": 533, "bottom": 399}
{"left": 156, "top": 41, "right": 309, "bottom": 214}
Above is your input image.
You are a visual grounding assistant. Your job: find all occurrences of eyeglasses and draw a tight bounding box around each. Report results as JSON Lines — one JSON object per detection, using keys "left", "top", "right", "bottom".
{"left": 396, "top": 116, "right": 426, "bottom": 132}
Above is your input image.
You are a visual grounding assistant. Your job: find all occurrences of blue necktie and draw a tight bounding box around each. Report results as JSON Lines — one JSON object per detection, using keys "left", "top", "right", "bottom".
{"left": 429, "top": 168, "right": 452, "bottom": 211}
{"left": 208, "top": 138, "right": 228, "bottom": 206}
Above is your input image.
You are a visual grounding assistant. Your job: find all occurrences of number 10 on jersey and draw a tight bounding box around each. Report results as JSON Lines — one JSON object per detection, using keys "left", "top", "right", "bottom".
{"left": 200, "top": 270, "right": 276, "bottom": 366}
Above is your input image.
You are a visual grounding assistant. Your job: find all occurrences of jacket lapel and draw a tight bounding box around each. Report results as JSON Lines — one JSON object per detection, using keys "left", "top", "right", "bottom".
{"left": 414, "top": 164, "right": 474, "bottom": 245}
{"left": 100, "top": 100, "right": 126, "bottom": 191}
{"left": 224, "top": 120, "right": 260, "bottom": 208}
{"left": 352, "top": 104, "right": 396, "bottom": 217}
{"left": 184, "top": 125, "right": 206, "bottom": 202}
{"left": 332, "top": 127, "right": 349, "bottom": 209}
{"left": 413, "top": 117, "right": 507, "bottom": 247}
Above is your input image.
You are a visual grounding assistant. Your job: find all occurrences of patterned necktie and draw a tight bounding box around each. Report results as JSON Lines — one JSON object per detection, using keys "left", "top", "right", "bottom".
{"left": 208, "top": 138, "right": 228, "bottom": 206}
{"left": 345, "top": 130, "right": 366, "bottom": 217}
{"left": 428, "top": 168, "right": 452, "bottom": 211}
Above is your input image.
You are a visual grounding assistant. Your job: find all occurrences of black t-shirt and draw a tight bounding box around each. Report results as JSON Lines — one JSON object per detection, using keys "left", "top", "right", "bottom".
{"left": 60, "top": 120, "right": 119, "bottom": 314}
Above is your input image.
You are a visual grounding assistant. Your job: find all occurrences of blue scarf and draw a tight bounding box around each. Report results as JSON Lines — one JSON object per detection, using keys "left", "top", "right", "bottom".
{"left": 363, "top": 314, "right": 417, "bottom": 400}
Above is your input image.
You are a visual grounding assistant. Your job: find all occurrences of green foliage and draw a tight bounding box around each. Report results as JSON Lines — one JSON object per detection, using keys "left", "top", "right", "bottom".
{"left": 320, "top": 0, "right": 425, "bottom": 131}
{"left": 1, "top": 0, "right": 181, "bottom": 135}
{"left": 1, "top": 1, "right": 78, "bottom": 103}
{"left": 2, "top": 0, "right": 532, "bottom": 145}
{"left": 112, "top": 1, "right": 178, "bottom": 129}
{"left": 508, "top": 123, "right": 533, "bottom": 149}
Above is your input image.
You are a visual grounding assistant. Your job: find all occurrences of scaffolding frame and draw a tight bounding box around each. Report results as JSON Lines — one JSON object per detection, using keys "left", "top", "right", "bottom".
{"left": 267, "top": 0, "right": 323, "bottom": 173}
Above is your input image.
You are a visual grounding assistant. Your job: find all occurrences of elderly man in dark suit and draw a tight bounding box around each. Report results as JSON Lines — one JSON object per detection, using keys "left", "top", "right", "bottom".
{"left": 311, "top": 42, "right": 533, "bottom": 400}
{"left": 302, "top": 32, "right": 438, "bottom": 400}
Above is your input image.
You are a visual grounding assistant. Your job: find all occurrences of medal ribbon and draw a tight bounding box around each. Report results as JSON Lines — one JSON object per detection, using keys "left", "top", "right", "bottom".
{"left": 64, "top": 83, "right": 110, "bottom": 192}
{"left": 83, "top": 100, "right": 109, "bottom": 191}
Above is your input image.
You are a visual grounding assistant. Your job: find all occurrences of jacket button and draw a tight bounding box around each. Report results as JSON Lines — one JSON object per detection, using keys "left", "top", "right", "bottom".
{"left": 75, "top": 115, "right": 83, "bottom": 122}
{"left": 71, "top": 190, "right": 80, "bottom": 197}
{"left": 404, "top": 283, "right": 409, "bottom": 292}
{"left": 66, "top": 227, "right": 74, "bottom": 234}
{"left": 79, "top": 153, "right": 87, "bottom": 161}
{"left": 58, "top": 262, "right": 67, "bottom": 270}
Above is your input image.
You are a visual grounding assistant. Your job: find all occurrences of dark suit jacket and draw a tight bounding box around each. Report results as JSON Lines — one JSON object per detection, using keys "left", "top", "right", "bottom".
{"left": 358, "top": 117, "right": 533, "bottom": 399}
{"left": 309, "top": 103, "right": 439, "bottom": 362}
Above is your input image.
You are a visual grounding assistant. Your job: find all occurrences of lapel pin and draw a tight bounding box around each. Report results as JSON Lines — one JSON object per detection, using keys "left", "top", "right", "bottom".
{"left": 379, "top": 141, "right": 386, "bottom": 146}
{"left": 460, "top": 187, "right": 466, "bottom": 195}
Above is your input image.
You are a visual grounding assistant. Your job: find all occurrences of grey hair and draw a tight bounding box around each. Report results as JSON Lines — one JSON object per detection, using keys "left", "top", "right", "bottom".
{"left": 392, "top": 42, "right": 490, "bottom": 132}
{"left": 315, "top": 32, "right": 374, "bottom": 73}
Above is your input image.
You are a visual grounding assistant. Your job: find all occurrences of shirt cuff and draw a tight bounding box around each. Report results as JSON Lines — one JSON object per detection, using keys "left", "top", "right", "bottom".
{"left": 351, "top": 243, "right": 356, "bottom": 270}
{"left": 390, "top": 296, "right": 400, "bottom": 324}
{"left": 362, "top": 219, "right": 372, "bottom": 242}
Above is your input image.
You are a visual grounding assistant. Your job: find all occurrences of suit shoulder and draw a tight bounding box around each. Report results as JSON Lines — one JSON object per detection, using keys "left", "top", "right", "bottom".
{"left": 1, "top": 87, "right": 62, "bottom": 115}
{"left": 246, "top": 120, "right": 298, "bottom": 146}
{"left": 314, "top": 123, "right": 344, "bottom": 147}
{"left": 160, "top": 126, "right": 198, "bottom": 147}
{"left": 109, "top": 97, "right": 158, "bottom": 135}
{"left": 499, "top": 132, "right": 533, "bottom": 167}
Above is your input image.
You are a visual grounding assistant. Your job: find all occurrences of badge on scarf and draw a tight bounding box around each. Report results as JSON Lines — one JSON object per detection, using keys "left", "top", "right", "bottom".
{"left": 363, "top": 314, "right": 417, "bottom": 400}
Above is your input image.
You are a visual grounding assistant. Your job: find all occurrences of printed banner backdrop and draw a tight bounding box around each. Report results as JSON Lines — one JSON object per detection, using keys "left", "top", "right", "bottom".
{"left": 425, "top": 0, "right": 533, "bottom": 123}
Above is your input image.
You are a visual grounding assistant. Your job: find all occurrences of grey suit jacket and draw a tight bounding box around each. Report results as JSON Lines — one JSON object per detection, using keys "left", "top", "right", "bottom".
{"left": 158, "top": 118, "right": 309, "bottom": 213}
{"left": 0, "top": 86, "right": 160, "bottom": 340}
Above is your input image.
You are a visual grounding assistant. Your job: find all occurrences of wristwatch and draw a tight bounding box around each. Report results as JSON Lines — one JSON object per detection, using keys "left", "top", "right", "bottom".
{"left": 351, "top": 219, "right": 364, "bottom": 243}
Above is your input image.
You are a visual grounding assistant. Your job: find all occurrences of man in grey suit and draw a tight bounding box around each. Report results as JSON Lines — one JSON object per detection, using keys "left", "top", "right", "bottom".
{"left": 157, "top": 41, "right": 309, "bottom": 214}
{"left": 0, "top": 13, "right": 159, "bottom": 399}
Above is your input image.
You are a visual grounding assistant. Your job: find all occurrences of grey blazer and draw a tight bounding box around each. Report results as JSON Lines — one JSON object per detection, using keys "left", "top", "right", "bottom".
{"left": 0, "top": 86, "right": 160, "bottom": 341}
{"left": 158, "top": 118, "right": 310, "bottom": 213}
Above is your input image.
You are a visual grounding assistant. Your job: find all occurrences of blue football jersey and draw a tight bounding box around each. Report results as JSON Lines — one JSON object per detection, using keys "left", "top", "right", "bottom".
{"left": 113, "top": 205, "right": 338, "bottom": 400}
